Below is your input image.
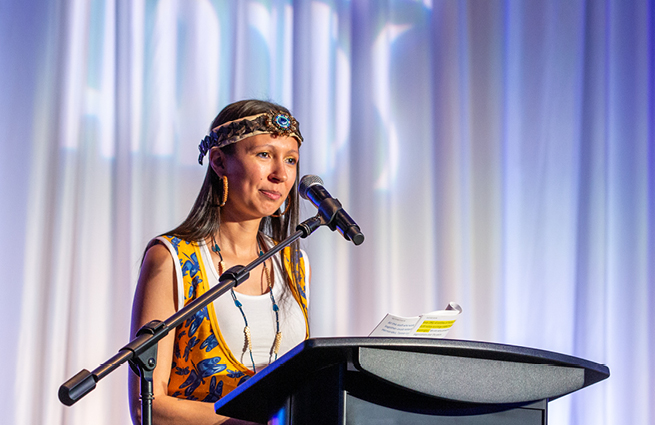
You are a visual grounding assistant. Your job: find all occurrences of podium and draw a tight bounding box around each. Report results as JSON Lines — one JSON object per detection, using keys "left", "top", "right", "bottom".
{"left": 214, "top": 337, "right": 609, "bottom": 424}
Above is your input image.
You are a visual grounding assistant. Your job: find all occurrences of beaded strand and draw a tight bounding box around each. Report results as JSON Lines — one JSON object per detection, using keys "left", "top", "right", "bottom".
{"left": 211, "top": 235, "right": 282, "bottom": 372}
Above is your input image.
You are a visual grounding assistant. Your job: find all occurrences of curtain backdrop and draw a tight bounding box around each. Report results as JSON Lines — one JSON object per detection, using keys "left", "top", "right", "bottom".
{"left": 1, "top": 1, "right": 653, "bottom": 424}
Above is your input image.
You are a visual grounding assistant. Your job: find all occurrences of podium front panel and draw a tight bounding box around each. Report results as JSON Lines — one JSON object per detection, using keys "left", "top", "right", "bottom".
{"left": 345, "top": 396, "right": 546, "bottom": 425}
{"left": 356, "top": 347, "right": 585, "bottom": 403}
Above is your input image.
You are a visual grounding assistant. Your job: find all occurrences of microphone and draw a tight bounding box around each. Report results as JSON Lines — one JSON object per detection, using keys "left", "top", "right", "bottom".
{"left": 299, "top": 175, "right": 365, "bottom": 246}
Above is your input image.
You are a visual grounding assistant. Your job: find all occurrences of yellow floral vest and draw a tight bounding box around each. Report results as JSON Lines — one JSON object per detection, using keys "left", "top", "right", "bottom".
{"left": 160, "top": 235, "right": 309, "bottom": 402}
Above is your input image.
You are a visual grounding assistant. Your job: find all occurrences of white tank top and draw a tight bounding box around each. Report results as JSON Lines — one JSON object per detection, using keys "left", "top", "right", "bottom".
{"left": 198, "top": 241, "right": 308, "bottom": 371}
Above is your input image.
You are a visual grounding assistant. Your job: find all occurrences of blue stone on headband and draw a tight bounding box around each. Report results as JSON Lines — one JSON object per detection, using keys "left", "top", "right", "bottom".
{"left": 274, "top": 114, "right": 291, "bottom": 129}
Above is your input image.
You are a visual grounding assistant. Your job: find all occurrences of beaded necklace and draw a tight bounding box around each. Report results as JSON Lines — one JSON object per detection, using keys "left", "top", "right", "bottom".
{"left": 211, "top": 235, "right": 282, "bottom": 372}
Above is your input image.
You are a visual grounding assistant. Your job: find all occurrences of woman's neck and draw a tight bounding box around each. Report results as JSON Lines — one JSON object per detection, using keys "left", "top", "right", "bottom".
{"left": 214, "top": 217, "right": 262, "bottom": 258}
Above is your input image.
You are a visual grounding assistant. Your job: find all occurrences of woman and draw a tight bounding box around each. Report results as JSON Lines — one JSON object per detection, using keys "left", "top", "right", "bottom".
{"left": 129, "top": 100, "right": 310, "bottom": 424}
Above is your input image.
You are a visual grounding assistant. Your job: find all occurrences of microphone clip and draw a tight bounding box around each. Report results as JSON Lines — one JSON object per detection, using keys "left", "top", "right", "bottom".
{"left": 317, "top": 197, "right": 344, "bottom": 232}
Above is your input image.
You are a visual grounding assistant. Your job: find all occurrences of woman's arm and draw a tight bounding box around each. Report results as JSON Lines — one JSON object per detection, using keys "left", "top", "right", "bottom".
{"left": 129, "top": 243, "right": 258, "bottom": 425}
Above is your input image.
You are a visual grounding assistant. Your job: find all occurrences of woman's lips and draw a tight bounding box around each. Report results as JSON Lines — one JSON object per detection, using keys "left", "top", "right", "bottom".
{"left": 260, "top": 189, "right": 282, "bottom": 200}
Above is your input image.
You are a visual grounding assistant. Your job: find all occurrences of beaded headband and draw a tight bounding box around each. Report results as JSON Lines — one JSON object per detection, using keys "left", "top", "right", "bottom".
{"left": 198, "top": 110, "right": 303, "bottom": 165}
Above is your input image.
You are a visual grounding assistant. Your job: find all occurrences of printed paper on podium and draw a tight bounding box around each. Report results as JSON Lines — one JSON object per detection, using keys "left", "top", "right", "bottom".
{"left": 369, "top": 302, "right": 462, "bottom": 339}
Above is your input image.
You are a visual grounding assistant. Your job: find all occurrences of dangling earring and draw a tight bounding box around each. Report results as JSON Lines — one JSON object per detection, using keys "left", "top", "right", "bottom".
{"left": 219, "top": 175, "right": 228, "bottom": 207}
{"left": 270, "top": 198, "right": 290, "bottom": 218}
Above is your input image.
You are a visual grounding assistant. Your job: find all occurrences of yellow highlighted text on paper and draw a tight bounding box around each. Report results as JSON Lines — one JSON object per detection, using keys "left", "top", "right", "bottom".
{"left": 416, "top": 320, "right": 456, "bottom": 332}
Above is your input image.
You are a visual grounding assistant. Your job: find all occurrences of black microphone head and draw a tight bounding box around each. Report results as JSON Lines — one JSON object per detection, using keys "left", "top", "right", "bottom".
{"left": 299, "top": 174, "right": 324, "bottom": 200}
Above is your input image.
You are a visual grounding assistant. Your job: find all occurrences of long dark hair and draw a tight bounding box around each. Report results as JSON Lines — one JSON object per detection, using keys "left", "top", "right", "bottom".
{"left": 166, "top": 99, "right": 303, "bottom": 287}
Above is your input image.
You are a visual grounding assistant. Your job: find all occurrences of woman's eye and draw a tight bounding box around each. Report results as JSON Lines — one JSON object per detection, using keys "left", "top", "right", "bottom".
{"left": 257, "top": 152, "right": 270, "bottom": 158}
{"left": 285, "top": 157, "right": 298, "bottom": 165}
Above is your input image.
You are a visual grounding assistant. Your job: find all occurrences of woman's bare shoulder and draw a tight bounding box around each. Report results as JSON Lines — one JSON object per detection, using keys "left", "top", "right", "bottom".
{"left": 144, "top": 240, "right": 173, "bottom": 263}
{"left": 132, "top": 240, "right": 178, "bottom": 329}
{"left": 138, "top": 241, "right": 176, "bottom": 290}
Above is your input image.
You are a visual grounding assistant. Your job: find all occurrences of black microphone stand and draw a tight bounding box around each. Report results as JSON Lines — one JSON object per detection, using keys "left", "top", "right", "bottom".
{"left": 58, "top": 215, "right": 328, "bottom": 425}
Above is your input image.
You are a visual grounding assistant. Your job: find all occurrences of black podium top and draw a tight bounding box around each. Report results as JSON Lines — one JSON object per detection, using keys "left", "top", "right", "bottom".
{"left": 215, "top": 337, "right": 609, "bottom": 423}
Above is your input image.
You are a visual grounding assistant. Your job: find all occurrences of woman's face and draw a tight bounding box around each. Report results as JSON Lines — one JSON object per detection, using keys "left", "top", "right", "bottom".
{"left": 214, "top": 133, "right": 299, "bottom": 221}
